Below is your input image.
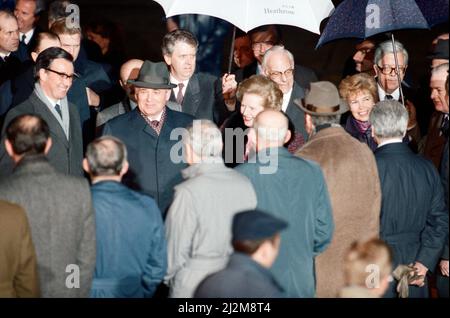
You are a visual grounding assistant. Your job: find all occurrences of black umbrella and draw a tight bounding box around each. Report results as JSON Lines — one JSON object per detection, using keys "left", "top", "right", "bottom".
{"left": 317, "top": 0, "right": 449, "bottom": 105}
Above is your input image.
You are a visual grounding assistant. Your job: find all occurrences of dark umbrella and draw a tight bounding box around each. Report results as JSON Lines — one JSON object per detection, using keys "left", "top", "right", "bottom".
{"left": 316, "top": 0, "right": 449, "bottom": 105}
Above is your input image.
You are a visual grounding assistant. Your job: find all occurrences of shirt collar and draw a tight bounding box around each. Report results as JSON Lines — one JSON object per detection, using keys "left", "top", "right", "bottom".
{"left": 282, "top": 88, "right": 293, "bottom": 113}
{"left": 377, "top": 83, "right": 400, "bottom": 101}
{"left": 170, "top": 74, "right": 189, "bottom": 87}
{"left": 20, "top": 28, "right": 35, "bottom": 45}
{"left": 0, "top": 52, "right": 11, "bottom": 60}
{"left": 377, "top": 138, "right": 403, "bottom": 148}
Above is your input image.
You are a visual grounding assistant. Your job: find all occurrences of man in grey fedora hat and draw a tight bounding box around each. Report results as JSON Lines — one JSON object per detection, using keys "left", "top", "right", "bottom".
{"left": 296, "top": 81, "right": 382, "bottom": 297}
{"left": 103, "top": 60, "right": 195, "bottom": 215}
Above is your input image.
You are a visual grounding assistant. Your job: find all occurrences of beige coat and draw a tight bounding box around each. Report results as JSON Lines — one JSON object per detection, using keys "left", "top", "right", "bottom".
{"left": 297, "top": 126, "right": 381, "bottom": 298}
{"left": 0, "top": 200, "right": 40, "bottom": 297}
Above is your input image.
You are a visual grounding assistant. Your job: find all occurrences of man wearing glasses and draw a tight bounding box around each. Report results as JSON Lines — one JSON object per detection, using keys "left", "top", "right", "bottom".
{"left": 373, "top": 40, "right": 421, "bottom": 151}
{"left": 261, "top": 45, "right": 308, "bottom": 152}
{"left": 0, "top": 46, "right": 83, "bottom": 177}
{"left": 235, "top": 25, "right": 317, "bottom": 90}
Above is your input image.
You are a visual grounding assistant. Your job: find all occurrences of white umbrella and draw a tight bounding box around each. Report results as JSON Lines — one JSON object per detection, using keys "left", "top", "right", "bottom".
{"left": 154, "top": 0, "right": 334, "bottom": 34}
{"left": 154, "top": 0, "right": 334, "bottom": 72}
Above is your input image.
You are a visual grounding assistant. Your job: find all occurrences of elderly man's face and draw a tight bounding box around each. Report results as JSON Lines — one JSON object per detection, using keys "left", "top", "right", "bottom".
{"left": 264, "top": 51, "right": 294, "bottom": 94}
{"left": 374, "top": 53, "right": 407, "bottom": 94}
{"left": 164, "top": 41, "right": 196, "bottom": 81}
{"left": 39, "top": 58, "right": 74, "bottom": 101}
{"left": 0, "top": 16, "right": 19, "bottom": 54}
{"left": 353, "top": 40, "right": 375, "bottom": 73}
{"left": 14, "top": 0, "right": 37, "bottom": 33}
{"left": 135, "top": 87, "right": 171, "bottom": 118}
{"left": 430, "top": 72, "right": 449, "bottom": 113}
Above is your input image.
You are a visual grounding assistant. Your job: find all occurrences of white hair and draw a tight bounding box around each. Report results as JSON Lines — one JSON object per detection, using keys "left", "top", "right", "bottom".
{"left": 369, "top": 100, "right": 408, "bottom": 139}
{"left": 261, "top": 45, "right": 294, "bottom": 70}
{"left": 184, "top": 120, "right": 223, "bottom": 160}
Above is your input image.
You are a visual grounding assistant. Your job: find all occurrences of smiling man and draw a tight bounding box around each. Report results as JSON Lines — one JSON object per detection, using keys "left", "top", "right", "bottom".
{"left": 0, "top": 46, "right": 83, "bottom": 177}
{"left": 162, "top": 29, "right": 231, "bottom": 125}
{"left": 102, "top": 60, "right": 195, "bottom": 215}
{"left": 14, "top": 0, "right": 45, "bottom": 62}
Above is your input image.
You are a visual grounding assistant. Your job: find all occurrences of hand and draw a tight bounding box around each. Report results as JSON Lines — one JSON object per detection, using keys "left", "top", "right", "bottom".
{"left": 222, "top": 73, "right": 237, "bottom": 111}
{"left": 410, "top": 262, "right": 428, "bottom": 287}
{"left": 439, "top": 260, "right": 449, "bottom": 276}
{"left": 405, "top": 100, "right": 417, "bottom": 130}
{"left": 86, "top": 88, "right": 100, "bottom": 107}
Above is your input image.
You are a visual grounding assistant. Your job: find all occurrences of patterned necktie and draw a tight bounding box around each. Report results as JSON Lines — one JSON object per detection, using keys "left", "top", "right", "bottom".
{"left": 176, "top": 83, "right": 184, "bottom": 105}
{"left": 54, "top": 104, "right": 62, "bottom": 119}
{"left": 151, "top": 120, "right": 159, "bottom": 128}
{"left": 385, "top": 94, "right": 394, "bottom": 100}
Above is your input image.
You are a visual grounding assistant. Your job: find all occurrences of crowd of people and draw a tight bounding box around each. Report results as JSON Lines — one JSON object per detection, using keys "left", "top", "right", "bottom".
{"left": 0, "top": 0, "right": 448, "bottom": 299}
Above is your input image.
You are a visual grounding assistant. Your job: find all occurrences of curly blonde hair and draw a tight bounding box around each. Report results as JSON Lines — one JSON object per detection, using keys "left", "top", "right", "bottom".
{"left": 339, "top": 73, "right": 378, "bottom": 103}
{"left": 236, "top": 75, "right": 283, "bottom": 111}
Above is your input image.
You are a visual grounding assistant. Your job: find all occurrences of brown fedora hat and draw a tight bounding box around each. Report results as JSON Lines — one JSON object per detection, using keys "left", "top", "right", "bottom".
{"left": 295, "top": 81, "right": 348, "bottom": 116}
{"left": 128, "top": 60, "right": 177, "bottom": 89}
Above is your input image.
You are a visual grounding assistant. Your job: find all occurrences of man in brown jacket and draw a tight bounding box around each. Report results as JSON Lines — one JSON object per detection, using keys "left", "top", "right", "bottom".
{"left": 0, "top": 200, "right": 40, "bottom": 297}
{"left": 296, "top": 81, "right": 381, "bottom": 297}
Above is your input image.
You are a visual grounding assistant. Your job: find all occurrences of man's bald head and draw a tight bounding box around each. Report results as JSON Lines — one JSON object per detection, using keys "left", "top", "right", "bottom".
{"left": 119, "top": 59, "right": 143, "bottom": 101}
{"left": 120, "top": 59, "right": 144, "bottom": 85}
{"left": 253, "top": 110, "right": 290, "bottom": 149}
{"left": 85, "top": 136, "right": 128, "bottom": 178}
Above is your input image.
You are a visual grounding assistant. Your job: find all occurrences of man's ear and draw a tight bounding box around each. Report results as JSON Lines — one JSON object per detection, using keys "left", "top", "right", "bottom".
{"left": 373, "top": 64, "right": 379, "bottom": 77}
{"left": 305, "top": 113, "right": 313, "bottom": 136}
{"left": 5, "top": 139, "right": 14, "bottom": 159}
{"left": 163, "top": 54, "right": 172, "bottom": 66}
{"left": 283, "top": 129, "right": 292, "bottom": 145}
{"left": 44, "top": 137, "right": 52, "bottom": 155}
{"left": 120, "top": 160, "right": 129, "bottom": 176}
{"left": 31, "top": 52, "right": 38, "bottom": 62}
{"left": 82, "top": 158, "right": 90, "bottom": 174}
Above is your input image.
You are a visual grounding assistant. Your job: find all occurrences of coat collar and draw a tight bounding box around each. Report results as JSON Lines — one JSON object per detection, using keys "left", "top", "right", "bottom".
{"left": 181, "top": 160, "right": 226, "bottom": 180}
{"left": 228, "top": 252, "right": 284, "bottom": 292}
{"left": 28, "top": 92, "right": 70, "bottom": 148}
{"left": 374, "top": 141, "right": 412, "bottom": 155}
{"left": 14, "top": 154, "right": 55, "bottom": 175}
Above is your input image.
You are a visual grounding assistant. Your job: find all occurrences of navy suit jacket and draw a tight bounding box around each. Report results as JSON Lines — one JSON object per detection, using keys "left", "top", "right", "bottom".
{"left": 169, "top": 72, "right": 227, "bottom": 125}
{"left": 102, "top": 107, "right": 195, "bottom": 215}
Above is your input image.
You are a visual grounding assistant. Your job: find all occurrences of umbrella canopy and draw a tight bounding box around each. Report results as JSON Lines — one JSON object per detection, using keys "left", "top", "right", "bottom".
{"left": 317, "top": 0, "right": 449, "bottom": 48}
{"left": 154, "top": 0, "right": 334, "bottom": 34}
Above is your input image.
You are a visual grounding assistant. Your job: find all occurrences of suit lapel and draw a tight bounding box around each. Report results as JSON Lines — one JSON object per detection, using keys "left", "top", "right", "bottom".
{"left": 182, "top": 74, "right": 201, "bottom": 116}
{"left": 30, "top": 93, "right": 69, "bottom": 148}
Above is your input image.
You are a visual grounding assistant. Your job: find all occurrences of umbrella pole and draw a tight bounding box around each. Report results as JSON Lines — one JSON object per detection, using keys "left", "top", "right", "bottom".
{"left": 227, "top": 26, "right": 237, "bottom": 74}
{"left": 390, "top": 33, "right": 405, "bottom": 106}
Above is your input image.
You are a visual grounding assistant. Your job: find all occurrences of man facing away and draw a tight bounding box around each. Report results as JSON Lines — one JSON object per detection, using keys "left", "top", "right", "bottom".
{"left": 164, "top": 119, "right": 257, "bottom": 297}
{"left": 194, "top": 209, "right": 287, "bottom": 298}
{"left": 235, "top": 109, "right": 334, "bottom": 297}
{"left": 83, "top": 136, "right": 167, "bottom": 298}
{"left": 296, "top": 81, "right": 381, "bottom": 297}
{"left": 370, "top": 100, "right": 448, "bottom": 298}
{"left": 0, "top": 114, "right": 95, "bottom": 297}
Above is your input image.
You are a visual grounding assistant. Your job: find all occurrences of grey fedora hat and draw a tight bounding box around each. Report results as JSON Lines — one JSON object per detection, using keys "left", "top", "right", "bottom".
{"left": 295, "top": 81, "right": 348, "bottom": 116}
{"left": 128, "top": 60, "right": 177, "bottom": 89}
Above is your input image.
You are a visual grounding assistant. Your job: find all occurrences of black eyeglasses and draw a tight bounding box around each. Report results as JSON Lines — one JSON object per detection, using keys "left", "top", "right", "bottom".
{"left": 44, "top": 68, "right": 79, "bottom": 80}
{"left": 376, "top": 65, "right": 406, "bottom": 75}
